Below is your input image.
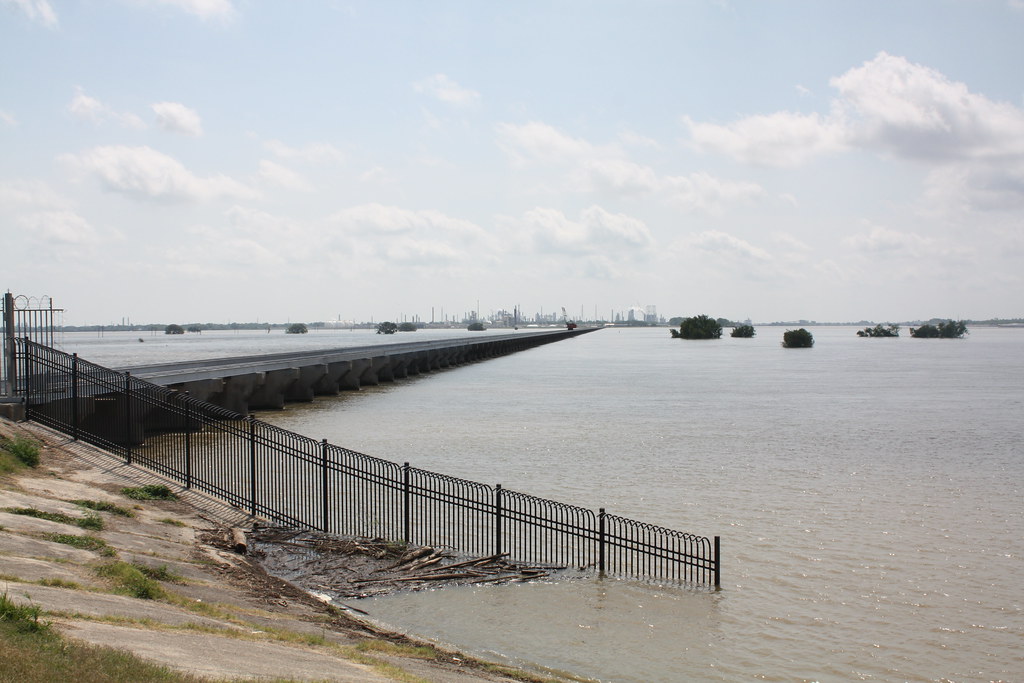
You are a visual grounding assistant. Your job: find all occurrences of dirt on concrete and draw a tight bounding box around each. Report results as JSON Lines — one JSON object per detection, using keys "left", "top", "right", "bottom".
{"left": 0, "top": 418, "right": 587, "bottom": 683}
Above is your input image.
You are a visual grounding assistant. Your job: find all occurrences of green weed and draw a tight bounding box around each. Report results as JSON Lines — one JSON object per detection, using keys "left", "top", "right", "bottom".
{"left": 95, "top": 562, "right": 166, "bottom": 600}
{"left": 121, "top": 485, "right": 178, "bottom": 501}
{"left": 70, "top": 499, "right": 135, "bottom": 517}
{"left": 0, "top": 435, "right": 41, "bottom": 468}
{"left": 2, "top": 506, "right": 104, "bottom": 531}
{"left": 45, "top": 533, "right": 113, "bottom": 554}
{"left": 0, "top": 591, "right": 50, "bottom": 635}
{"left": 135, "top": 563, "right": 184, "bottom": 584}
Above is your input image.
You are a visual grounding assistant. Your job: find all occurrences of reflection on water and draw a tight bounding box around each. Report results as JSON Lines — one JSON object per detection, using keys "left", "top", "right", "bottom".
{"left": 363, "top": 577, "right": 723, "bottom": 682}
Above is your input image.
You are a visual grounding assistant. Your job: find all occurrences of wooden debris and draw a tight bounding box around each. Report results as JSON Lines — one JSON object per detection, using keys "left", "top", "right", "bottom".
{"left": 231, "top": 527, "right": 248, "bottom": 554}
{"left": 249, "top": 529, "right": 560, "bottom": 599}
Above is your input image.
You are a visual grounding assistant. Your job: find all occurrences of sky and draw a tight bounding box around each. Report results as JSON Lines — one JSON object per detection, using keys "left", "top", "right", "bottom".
{"left": 2, "top": 0, "right": 1024, "bottom": 326}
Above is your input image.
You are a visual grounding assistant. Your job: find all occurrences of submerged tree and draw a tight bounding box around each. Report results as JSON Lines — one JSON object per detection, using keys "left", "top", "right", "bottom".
{"left": 376, "top": 321, "right": 398, "bottom": 335}
{"left": 164, "top": 324, "right": 184, "bottom": 335}
{"left": 782, "top": 328, "right": 814, "bottom": 348}
{"left": 670, "top": 314, "right": 723, "bottom": 339}
{"left": 731, "top": 324, "right": 756, "bottom": 338}
{"left": 910, "top": 320, "right": 968, "bottom": 339}
{"left": 857, "top": 324, "right": 899, "bottom": 337}
{"left": 397, "top": 322, "right": 417, "bottom": 332}
{"left": 286, "top": 323, "right": 308, "bottom": 334}
{"left": 467, "top": 321, "right": 486, "bottom": 331}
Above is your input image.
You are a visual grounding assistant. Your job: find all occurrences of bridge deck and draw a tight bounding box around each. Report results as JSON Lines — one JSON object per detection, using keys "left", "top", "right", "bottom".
{"left": 115, "top": 327, "right": 598, "bottom": 413}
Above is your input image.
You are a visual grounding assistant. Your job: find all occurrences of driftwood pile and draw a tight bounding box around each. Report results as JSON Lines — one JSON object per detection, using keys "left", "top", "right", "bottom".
{"left": 249, "top": 528, "right": 558, "bottom": 598}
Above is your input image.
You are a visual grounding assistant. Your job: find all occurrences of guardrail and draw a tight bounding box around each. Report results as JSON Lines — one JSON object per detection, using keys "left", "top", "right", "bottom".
{"left": 16, "top": 338, "right": 719, "bottom": 586}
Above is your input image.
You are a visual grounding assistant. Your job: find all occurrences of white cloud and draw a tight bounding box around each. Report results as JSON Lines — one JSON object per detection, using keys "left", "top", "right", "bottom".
{"left": 523, "top": 205, "right": 653, "bottom": 256}
{"left": 257, "top": 160, "right": 311, "bottom": 191}
{"left": 832, "top": 52, "right": 1024, "bottom": 163}
{"left": 2, "top": 0, "right": 57, "bottom": 27}
{"left": 0, "top": 180, "right": 68, "bottom": 208}
{"left": 264, "top": 139, "right": 344, "bottom": 164}
{"left": 0, "top": 108, "right": 17, "bottom": 126}
{"left": 662, "top": 172, "right": 767, "bottom": 212}
{"left": 771, "top": 232, "right": 811, "bottom": 253}
{"left": 685, "top": 111, "right": 847, "bottom": 167}
{"left": 62, "top": 145, "right": 258, "bottom": 202}
{"left": 580, "top": 159, "right": 661, "bottom": 196}
{"left": 385, "top": 237, "right": 463, "bottom": 264}
{"left": 581, "top": 206, "right": 654, "bottom": 248}
{"left": 580, "top": 160, "right": 766, "bottom": 211}
{"left": 688, "top": 230, "right": 773, "bottom": 262}
{"left": 686, "top": 52, "right": 1024, "bottom": 212}
{"left": 151, "top": 101, "right": 203, "bottom": 136}
{"left": 496, "top": 121, "right": 601, "bottom": 165}
{"left": 18, "top": 210, "right": 98, "bottom": 245}
{"left": 359, "top": 166, "right": 392, "bottom": 184}
{"left": 68, "top": 88, "right": 145, "bottom": 129}
{"left": 327, "top": 203, "right": 482, "bottom": 238}
{"left": 618, "top": 130, "right": 661, "bottom": 149}
{"left": 140, "top": 0, "right": 236, "bottom": 22}
{"left": 414, "top": 74, "right": 481, "bottom": 107}
{"left": 841, "top": 223, "right": 974, "bottom": 264}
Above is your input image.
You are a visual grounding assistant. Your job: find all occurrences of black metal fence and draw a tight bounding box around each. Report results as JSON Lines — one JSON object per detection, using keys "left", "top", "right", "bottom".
{"left": 2, "top": 293, "right": 62, "bottom": 397}
{"left": 16, "top": 338, "right": 719, "bottom": 586}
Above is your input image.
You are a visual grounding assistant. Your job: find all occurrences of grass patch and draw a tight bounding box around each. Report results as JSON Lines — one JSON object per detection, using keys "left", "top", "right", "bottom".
{"left": 1, "top": 592, "right": 50, "bottom": 635}
{"left": 45, "top": 533, "right": 115, "bottom": 555}
{"left": 121, "top": 485, "right": 178, "bottom": 501}
{"left": 94, "top": 561, "right": 166, "bottom": 600}
{"left": 135, "top": 563, "right": 185, "bottom": 584}
{"left": 158, "top": 517, "right": 186, "bottom": 527}
{"left": 36, "top": 578, "right": 83, "bottom": 589}
{"left": 0, "top": 606, "right": 209, "bottom": 682}
{"left": 0, "top": 435, "right": 41, "bottom": 468}
{"left": 0, "top": 450, "right": 21, "bottom": 475}
{"left": 2, "top": 506, "right": 104, "bottom": 531}
{"left": 70, "top": 499, "right": 135, "bottom": 517}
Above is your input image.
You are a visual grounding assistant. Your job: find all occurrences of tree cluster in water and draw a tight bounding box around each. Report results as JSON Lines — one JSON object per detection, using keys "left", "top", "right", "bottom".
{"left": 857, "top": 324, "right": 900, "bottom": 337}
{"left": 670, "top": 314, "right": 723, "bottom": 339}
{"left": 782, "top": 328, "right": 814, "bottom": 348}
{"left": 909, "top": 320, "right": 968, "bottom": 338}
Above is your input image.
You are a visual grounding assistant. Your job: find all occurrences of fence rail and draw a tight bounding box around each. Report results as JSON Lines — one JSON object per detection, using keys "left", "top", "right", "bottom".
{"left": 16, "top": 338, "right": 719, "bottom": 587}
{"left": 2, "top": 293, "right": 62, "bottom": 397}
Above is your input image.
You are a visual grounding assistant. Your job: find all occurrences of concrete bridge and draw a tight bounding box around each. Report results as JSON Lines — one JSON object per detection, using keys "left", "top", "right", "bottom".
{"left": 121, "top": 327, "right": 599, "bottom": 414}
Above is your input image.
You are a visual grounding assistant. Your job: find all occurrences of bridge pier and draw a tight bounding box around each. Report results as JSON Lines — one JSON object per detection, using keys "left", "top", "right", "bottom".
{"left": 114, "top": 328, "right": 599, "bottom": 415}
{"left": 284, "top": 364, "right": 328, "bottom": 402}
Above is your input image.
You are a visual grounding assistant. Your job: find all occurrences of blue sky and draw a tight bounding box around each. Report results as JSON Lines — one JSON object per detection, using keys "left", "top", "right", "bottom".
{"left": 3, "top": 0, "right": 1023, "bottom": 325}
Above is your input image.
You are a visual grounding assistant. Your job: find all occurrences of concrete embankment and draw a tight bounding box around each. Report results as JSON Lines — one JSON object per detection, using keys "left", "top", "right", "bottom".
{"left": 0, "top": 417, "right": 585, "bottom": 683}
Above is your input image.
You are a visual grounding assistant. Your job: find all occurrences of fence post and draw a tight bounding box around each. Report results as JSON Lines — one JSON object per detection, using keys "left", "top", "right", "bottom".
{"left": 249, "top": 417, "right": 257, "bottom": 517}
{"left": 19, "top": 339, "right": 30, "bottom": 407}
{"left": 598, "top": 508, "right": 606, "bottom": 574}
{"left": 402, "top": 462, "right": 410, "bottom": 544}
{"left": 495, "top": 484, "right": 503, "bottom": 557}
{"left": 321, "top": 439, "right": 329, "bottom": 533}
{"left": 714, "top": 536, "right": 721, "bottom": 589}
{"left": 124, "top": 372, "right": 132, "bottom": 464}
{"left": 183, "top": 394, "right": 192, "bottom": 490}
{"left": 71, "top": 353, "right": 79, "bottom": 441}
{"left": 3, "top": 292, "right": 14, "bottom": 397}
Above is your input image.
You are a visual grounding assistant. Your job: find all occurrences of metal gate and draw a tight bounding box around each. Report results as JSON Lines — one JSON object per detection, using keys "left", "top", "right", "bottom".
{"left": 2, "top": 292, "right": 63, "bottom": 397}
